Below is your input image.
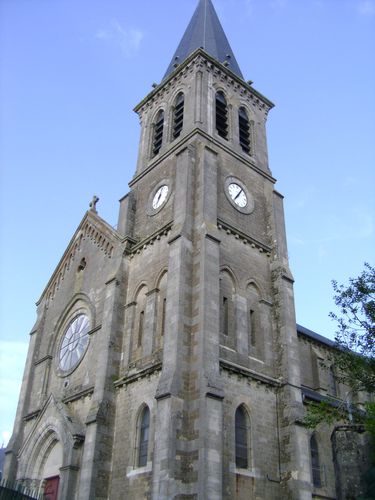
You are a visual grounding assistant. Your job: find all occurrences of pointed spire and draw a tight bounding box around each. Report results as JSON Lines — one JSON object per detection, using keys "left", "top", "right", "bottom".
{"left": 163, "top": 0, "right": 243, "bottom": 80}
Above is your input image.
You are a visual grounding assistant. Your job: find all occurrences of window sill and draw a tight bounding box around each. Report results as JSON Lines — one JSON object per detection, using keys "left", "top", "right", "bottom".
{"left": 230, "top": 463, "right": 261, "bottom": 478}
{"left": 126, "top": 462, "right": 152, "bottom": 478}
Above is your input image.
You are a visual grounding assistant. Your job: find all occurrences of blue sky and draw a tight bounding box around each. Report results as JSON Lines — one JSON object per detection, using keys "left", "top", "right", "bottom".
{"left": 0, "top": 0, "right": 374, "bottom": 446}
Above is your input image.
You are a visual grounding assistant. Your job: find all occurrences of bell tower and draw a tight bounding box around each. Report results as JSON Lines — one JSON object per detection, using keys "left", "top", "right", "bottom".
{"left": 114, "top": 0, "right": 311, "bottom": 498}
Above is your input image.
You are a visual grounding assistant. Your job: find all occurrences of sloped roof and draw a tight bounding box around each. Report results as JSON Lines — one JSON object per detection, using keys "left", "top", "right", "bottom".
{"left": 163, "top": 0, "right": 243, "bottom": 80}
{"left": 297, "top": 323, "right": 336, "bottom": 348}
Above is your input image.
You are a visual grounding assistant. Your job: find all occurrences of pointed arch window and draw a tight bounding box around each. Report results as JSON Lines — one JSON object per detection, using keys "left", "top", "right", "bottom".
{"left": 137, "top": 311, "right": 145, "bottom": 347}
{"left": 172, "top": 93, "right": 184, "bottom": 139}
{"left": 215, "top": 91, "right": 228, "bottom": 139}
{"left": 239, "top": 107, "right": 251, "bottom": 154}
{"left": 328, "top": 366, "right": 337, "bottom": 397}
{"left": 235, "top": 405, "right": 250, "bottom": 469}
{"left": 137, "top": 406, "right": 150, "bottom": 467}
{"left": 152, "top": 110, "right": 164, "bottom": 157}
{"left": 310, "top": 434, "right": 322, "bottom": 488}
{"left": 249, "top": 309, "right": 256, "bottom": 347}
{"left": 161, "top": 298, "right": 167, "bottom": 336}
{"left": 222, "top": 296, "right": 229, "bottom": 335}
{"left": 219, "top": 271, "right": 235, "bottom": 348}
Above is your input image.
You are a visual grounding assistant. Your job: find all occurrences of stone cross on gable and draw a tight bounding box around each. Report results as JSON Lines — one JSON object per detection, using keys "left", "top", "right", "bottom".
{"left": 89, "top": 195, "right": 99, "bottom": 213}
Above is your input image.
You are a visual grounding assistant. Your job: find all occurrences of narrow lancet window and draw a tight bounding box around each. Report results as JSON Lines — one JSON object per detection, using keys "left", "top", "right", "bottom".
{"left": 310, "top": 434, "right": 322, "bottom": 488}
{"left": 235, "top": 406, "right": 250, "bottom": 469}
{"left": 216, "top": 91, "right": 228, "bottom": 139}
{"left": 329, "top": 366, "right": 337, "bottom": 397}
{"left": 249, "top": 309, "right": 256, "bottom": 347}
{"left": 222, "top": 296, "right": 229, "bottom": 335}
{"left": 138, "top": 311, "right": 144, "bottom": 347}
{"left": 161, "top": 298, "right": 167, "bottom": 336}
{"left": 172, "top": 93, "right": 184, "bottom": 139}
{"left": 138, "top": 406, "right": 150, "bottom": 467}
{"left": 152, "top": 110, "right": 164, "bottom": 157}
{"left": 239, "top": 107, "right": 251, "bottom": 154}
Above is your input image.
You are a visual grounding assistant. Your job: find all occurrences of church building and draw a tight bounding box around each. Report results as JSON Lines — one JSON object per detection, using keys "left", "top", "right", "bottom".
{"left": 4, "top": 1, "right": 370, "bottom": 499}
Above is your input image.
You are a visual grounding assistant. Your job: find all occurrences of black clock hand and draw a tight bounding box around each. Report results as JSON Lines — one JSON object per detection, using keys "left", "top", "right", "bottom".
{"left": 234, "top": 189, "right": 243, "bottom": 200}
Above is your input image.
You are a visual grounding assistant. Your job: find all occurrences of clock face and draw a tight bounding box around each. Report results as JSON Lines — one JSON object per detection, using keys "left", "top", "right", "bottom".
{"left": 228, "top": 183, "right": 247, "bottom": 208}
{"left": 59, "top": 314, "right": 90, "bottom": 372}
{"left": 152, "top": 185, "right": 169, "bottom": 210}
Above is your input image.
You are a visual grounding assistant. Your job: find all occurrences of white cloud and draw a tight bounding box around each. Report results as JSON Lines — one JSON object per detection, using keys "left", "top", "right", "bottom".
{"left": 358, "top": 0, "right": 375, "bottom": 16}
{"left": 95, "top": 21, "right": 144, "bottom": 57}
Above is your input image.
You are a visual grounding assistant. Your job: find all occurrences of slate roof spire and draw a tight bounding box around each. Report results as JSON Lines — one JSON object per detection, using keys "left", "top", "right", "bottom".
{"left": 163, "top": 0, "right": 244, "bottom": 80}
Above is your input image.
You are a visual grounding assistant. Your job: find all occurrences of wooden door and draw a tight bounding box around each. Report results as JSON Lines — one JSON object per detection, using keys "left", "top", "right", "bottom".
{"left": 44, "top": 475, "right": 59, "bottom": 500}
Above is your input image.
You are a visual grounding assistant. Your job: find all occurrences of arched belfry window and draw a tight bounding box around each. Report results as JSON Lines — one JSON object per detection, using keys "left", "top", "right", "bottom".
{"left": 239, "top": 107, "right": 251, "bottom": 154}
{"left": 152, "top": 110, "right": 164, "bottom": 157}
{"left": 235, "top": 405, "right": 250, "bottom": 469}
{"left": 172, "top": 93, "right": 184, "bottom": 139}
{"left": 137, "top": 406, "right": 150, "bottom": 467}
{"left": 215, "top": 91, "right": 228, "bottom": 139}
{"left": 310, "top": 434, "right": 322, "bottom": 488}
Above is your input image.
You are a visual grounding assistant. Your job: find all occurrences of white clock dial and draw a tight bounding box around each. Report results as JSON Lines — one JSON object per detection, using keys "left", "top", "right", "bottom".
{"left": 152, "top": 185, "right": 169, "bottom": 210}
{"left": 228, "top": 183, "right": 247, "bottom": 208}
{"left": 59, "top": 314, "right": 90, "bottom": 372}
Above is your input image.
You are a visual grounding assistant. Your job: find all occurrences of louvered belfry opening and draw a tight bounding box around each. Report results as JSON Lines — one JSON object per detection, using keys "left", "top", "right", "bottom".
{"left": 152, "top": 110, "right": 164, "bottom": 156}
{"left": 215, "top": 91, "right": 228, "bottom": 139}
{"left": 172, "top": 93, "right": 184, "bottom": 139}
{"left": 239, "top": 107, "right": 251, "bottom": 154}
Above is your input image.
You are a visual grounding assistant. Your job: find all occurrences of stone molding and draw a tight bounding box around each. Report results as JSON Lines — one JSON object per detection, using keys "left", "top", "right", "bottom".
{"left": 220, "top": 359, "right": 280, "bottom": 387}
{"left": 39, "top": 212, "right": 121, "bottom": 305}
{"left": 62, "top": 386, "right": 94, "bottom": 405}
{"left": 134, "top": 50, "right": 274, "bottom": 116}
{"left": 127, "top": 222, "right": 173, "bottom": 257}
{"left": 217, "top": 218, "right": 272, "bottom": 256}
{"left": 114, "top": 361, "right": 162, "bottom": 389}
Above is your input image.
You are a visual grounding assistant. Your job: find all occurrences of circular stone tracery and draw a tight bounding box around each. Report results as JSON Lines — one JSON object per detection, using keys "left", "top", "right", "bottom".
{"left": 59, "top": 314, "right": 90, "bottom": 372}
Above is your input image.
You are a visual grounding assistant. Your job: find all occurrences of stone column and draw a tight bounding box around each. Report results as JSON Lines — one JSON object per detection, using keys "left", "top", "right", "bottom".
{"left": 235, "top": 294, "right": 249, "bottom": 357}
{"left": 194, "top": 145, "right": 223, "bottom": 499}
{"left": 271, "top": 264, "right": 312, "bottom": 499}
{"left": 152, "top": 145, "right": 194, "bottom": 498}
{"left": 144, "top": 288, "right": 158, "bottom": 356}
{"left": 123, "top": 301, "right": 136, "bottom": 366}
{"left": 77, "top": 273, "right": 123, "bottom": 500}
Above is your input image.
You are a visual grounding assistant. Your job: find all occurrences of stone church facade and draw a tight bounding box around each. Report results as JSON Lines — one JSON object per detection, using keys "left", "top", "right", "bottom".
{"left": 4, "top": 1, "right": 370, "bottom": 499}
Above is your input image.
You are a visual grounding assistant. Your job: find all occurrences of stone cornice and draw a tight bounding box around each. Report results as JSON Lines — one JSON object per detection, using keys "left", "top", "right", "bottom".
{"left": 129, "top": 128, "right": 276, "bottom": 188}
{"left": 114, "top": 361, "right": 162, "bottom": 388}
{"left": 23, "top": 409, "right": 41, "bottom": 422}
{"left": 34, "top": 355, "right": 53, "bottom": 367}
{"left": 217, "top": 219, "right": 272, "bottom": 256}
{"left": 220, "top": 359, "right": 280, "bottom": 387}
{"left": 127, "top": 221, "right": 173, "bottom": 257}
{"left": 62, "top": 386, "right": 94, "bottom": 404}
{"left": 134, "top": 49, "right": 274, "bottom": 114}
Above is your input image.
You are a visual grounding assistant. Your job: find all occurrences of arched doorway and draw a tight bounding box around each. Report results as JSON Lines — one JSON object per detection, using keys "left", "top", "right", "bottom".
{"left": 39, "top": 440, "right": 63, "bottom": 500}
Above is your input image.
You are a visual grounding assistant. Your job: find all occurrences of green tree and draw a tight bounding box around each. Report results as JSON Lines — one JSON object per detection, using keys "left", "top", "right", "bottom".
{"left": 304, "top": 264, "right": 375, "bottom": 499}
{"left": 330, "top": 262, "right": 375, "bottom": 395}
{"left": 304, "top": 263, "right": 375, "bottom": 429}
